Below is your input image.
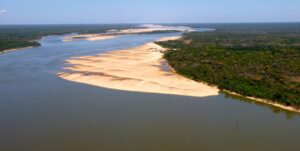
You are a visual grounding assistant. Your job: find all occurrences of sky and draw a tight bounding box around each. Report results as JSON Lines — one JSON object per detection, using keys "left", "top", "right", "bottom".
{"left": 0, "top": 0, "right": 299, "bottom": 24}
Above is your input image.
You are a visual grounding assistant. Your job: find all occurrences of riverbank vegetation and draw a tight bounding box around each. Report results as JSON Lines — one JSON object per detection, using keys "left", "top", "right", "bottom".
{"left": 0, "top": 24, "right": 135, "bottom": 52}
{"left": 158, "top": 23, "right": 300, "bottom": 107}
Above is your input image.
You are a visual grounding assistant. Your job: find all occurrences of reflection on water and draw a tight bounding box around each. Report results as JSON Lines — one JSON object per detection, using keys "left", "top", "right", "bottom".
{"left": 0, "top": 32, "right": 300, "bottom": 151}
{"left": 222, "top": 92, "right": 299, "bottom": 119}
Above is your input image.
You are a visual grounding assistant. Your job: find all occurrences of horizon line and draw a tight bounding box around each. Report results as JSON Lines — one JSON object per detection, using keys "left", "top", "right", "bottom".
{"left": 1, "top": 21, "right": 300, "bottom": 26}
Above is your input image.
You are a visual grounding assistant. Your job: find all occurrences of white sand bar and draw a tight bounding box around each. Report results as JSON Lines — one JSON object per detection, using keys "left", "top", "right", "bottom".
{"left": 58, "top": 37, "right": 219, "bottom": 97}
{"left": 63, "top": 24, "right": 194, "bottom": 42}
{"left": 63, "top": 34, "right": 117, "bottom": 42}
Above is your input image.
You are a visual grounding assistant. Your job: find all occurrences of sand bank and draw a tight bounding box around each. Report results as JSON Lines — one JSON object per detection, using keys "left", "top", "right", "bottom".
{"left": 112, "top": 24, "right": 194, "bottom": 34}
{"left": 63, "top": 24, "right": 194, "bottom": 42}
{"left": 58, "top": 37, "right": 219, "bottom": 97}
{"left": 63, "top": 34, "right": 117, "bottom": 42}
{"left": 0, "top": 46, "right": 34, "bottom": 54}
{"left": 224, "top": 90, "right": 300, "bottom": 114}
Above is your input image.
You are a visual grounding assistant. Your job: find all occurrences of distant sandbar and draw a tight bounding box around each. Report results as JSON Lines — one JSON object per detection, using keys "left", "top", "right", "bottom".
{"left": 63, "top": 24, "right": 194, "bottom": 42}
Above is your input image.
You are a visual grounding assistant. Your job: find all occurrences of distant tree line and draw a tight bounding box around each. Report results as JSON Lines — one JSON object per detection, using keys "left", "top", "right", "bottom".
{"left": 0, "top": 24, "right": 136, "bottom": 52}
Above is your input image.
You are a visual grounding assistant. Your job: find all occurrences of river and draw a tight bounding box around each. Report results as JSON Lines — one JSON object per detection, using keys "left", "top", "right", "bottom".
{"left": 0, "top": 31, "right": 300, "bottom": 151}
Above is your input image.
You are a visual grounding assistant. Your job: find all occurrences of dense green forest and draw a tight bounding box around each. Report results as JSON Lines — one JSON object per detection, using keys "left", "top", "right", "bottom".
{"left": 0, "top": 24, "right": 135, "bottom": 52}
{"left": 158, "top": 23, "right": 300, "bottom": 107}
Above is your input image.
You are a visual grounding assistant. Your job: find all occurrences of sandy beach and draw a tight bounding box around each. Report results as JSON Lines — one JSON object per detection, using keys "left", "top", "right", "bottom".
{"left": 63, "top": 24, "right": 194, "bottom": 42}
{"left": 58, "top": 36, "right": 219, "bottom": 97}
{"left": 0, "top": 46, "right": 34, "bottom": 54}
{"left": 63, "top": 34, "right": 117, "bottom": 42}
{"left": 58, "top": 34, "right": 300, "bottom": 113}
{"left": 224, "top": 90, "right": 300, "bottom": 113}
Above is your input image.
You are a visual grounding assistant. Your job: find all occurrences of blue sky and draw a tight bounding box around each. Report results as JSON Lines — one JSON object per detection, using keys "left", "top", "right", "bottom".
{"left": 0, "top": 0, "right": 299, "bottom": 24}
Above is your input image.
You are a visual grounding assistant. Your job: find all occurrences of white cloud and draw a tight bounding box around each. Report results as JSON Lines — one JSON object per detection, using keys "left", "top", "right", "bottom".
{"left": 0, "top": 9, "right": 6, "bottom": 14}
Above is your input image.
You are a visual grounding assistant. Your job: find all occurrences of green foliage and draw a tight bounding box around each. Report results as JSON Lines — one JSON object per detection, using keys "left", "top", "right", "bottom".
{"left": 0, "top": 24, "right": 136, "bottom": 52}
{"left": 158, "top": 23, "right": 300, "bottom": 107}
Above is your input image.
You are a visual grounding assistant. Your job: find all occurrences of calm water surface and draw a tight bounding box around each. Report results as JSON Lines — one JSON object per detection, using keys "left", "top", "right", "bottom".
{"left": 0, "top": 32, "right": 300, "bottom": 151}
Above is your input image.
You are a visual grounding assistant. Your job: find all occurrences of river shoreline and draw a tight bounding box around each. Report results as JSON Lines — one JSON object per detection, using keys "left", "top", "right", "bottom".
{"left": 59, "top": 34, "right": 300, "bottom": 113}
{"left": 0, "top": 46, "right": 35, "bottom": 54}
{"left": 165, "top": 56, "right": 300, "bottom": 113}
{"left": 164, "top": 54, "right": 300, "bottom": 113}
{"left": 62, "top": 25, "right": 194, "bottom": 42}
{"left": 58, "top": 36, "right": 219, "bottom": 97}
{"left": 221, "top": 90, "right": 300, "bottom": 114}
